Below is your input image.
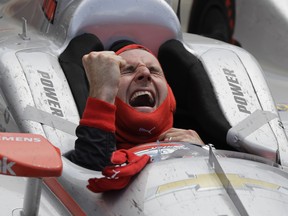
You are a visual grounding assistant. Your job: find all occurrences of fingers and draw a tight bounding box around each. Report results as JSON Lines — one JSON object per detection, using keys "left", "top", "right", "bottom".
{"left": 159, "top": 128, "right": 205, "bottom": 145}
{"left": 158, "top": 128, "right": 181, "bottom": 141}
{"left": 82, "top": 51, "right": 126, "bottom": 66}
{"left": 82, "top": 51, "right": 126, "bottom": 102}
{"left": 82, "top": 51, "right": 118, "bottom": 62}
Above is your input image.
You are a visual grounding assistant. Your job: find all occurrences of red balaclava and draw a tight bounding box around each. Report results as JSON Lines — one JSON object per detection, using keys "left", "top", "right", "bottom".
{"left": 114, "top": 44, "right": 176, "bottom": 149}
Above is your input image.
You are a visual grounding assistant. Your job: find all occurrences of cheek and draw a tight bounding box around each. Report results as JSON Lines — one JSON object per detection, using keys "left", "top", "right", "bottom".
{"left": 116, "top": 77, "right": 130, "bottom": 100}
{"left": 161, "top": 87, "right": 168, "bottom": 102}
{"left": 157, "top": 81, "right": 168, "bottom": 104}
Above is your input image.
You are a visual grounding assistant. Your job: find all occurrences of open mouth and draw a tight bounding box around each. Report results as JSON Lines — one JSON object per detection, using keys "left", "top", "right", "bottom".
{"left": 129, "top": 91, "right": 155, "bottom": 108}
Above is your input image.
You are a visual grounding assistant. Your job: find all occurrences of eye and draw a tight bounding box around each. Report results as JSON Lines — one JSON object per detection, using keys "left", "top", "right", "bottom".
{"left": 149, "top": 66, "right": 162, "bottom": 75}
{"left": 121, "top": 65, "right": 135, "bottom": 74}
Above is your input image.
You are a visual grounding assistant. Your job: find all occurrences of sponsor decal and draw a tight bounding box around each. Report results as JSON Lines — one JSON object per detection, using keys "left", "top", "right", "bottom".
{"left": 38, "top": 70, "right": 64, "bottom": 117}
{"left": 139, "top": 127, "right": 156, "bottom": 134}
{"left": 0, "top": 157, "right": 16, "bottom": 176}
{"left": 0, "top": 135, "right": 41, "bottom": 143}
{"left": 223, "top": 68, "right": 251, "bottom": 114}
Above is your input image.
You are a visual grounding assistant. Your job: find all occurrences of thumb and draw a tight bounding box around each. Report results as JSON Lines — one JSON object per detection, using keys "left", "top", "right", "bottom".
{"left": 158, "top": 131, "right": 168, "bottom": 141}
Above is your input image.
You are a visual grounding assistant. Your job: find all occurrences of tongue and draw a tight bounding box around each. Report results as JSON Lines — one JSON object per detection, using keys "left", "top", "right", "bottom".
{"left": 130, "top": 94, "right": 154, "bottom": 107}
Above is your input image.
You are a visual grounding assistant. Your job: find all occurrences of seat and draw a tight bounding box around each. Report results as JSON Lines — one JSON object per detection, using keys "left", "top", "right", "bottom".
{"left": 158, "top": 39, "right": 232, "bottom": 149}
{"left": 59, "top": 33, "right": 233, "bottom": 150}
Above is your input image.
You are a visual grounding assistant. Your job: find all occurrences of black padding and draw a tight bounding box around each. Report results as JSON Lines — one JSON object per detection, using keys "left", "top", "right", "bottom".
{"left": 109, "top": 40, "right": 135, "bottom": 52}
{"left": 158, "top": 39, "right": 233, "bottom": 150}
{"left": 59, "top": 33, "right": 104, "bottom": 116}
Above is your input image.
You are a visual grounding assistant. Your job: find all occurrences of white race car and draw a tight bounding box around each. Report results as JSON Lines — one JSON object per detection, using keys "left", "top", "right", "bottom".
{"left": 1, "top": 0, "right": 288, "bottom": 215}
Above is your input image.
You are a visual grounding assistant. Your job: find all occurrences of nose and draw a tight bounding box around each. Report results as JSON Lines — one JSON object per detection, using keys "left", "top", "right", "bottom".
{"left": 134, "top": 65, "right": 152, "bottom": 83}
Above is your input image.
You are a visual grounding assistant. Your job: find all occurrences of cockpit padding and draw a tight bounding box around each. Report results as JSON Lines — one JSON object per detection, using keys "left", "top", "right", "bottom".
{"left": 158, "top": 39, "right": 233, "bottom": 150}
{"left": 59, "top": 33, "right": 104, "bottom": 116}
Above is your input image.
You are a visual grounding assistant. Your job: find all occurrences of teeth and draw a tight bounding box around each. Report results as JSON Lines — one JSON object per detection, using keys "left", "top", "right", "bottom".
{"left": 129, "top": 91, "right": 155, "bottom": 107}
{"left": 130, "top": 91, "right": 153, "bottom": 102}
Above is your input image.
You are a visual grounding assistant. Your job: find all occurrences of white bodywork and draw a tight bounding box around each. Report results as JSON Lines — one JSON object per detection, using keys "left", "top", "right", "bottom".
{"left": 175, "top": 0, "right": 288, "bottom": 135}
{"left": 0, "top": 0, "right": 288, "bottom": 215}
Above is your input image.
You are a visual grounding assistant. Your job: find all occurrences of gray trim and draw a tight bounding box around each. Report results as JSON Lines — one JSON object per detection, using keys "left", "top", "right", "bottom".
{"left": 23, "top": 106, "right": 77, "bottom": 135}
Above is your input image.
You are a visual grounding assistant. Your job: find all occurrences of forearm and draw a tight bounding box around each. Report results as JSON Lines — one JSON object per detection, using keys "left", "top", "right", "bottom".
{"left": 69, "top": 126, "right": 116, "bottom": 171}
{"left": 69, "top": 97, "right": 117, "bottom": 171}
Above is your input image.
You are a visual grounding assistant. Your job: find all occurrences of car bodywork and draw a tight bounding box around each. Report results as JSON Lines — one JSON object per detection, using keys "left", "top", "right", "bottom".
{"left": 1, "top": 0, "right": 288, "bottom": 215}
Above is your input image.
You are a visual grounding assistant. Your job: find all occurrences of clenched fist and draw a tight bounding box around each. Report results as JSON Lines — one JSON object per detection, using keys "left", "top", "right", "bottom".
{"left": 82, "top": 51, "right": 126, "bottom": 104}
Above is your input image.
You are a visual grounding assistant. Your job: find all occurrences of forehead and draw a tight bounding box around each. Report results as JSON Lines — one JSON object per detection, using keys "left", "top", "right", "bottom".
{"left": 119, "top": 49, "right": 160, "bottom": 65}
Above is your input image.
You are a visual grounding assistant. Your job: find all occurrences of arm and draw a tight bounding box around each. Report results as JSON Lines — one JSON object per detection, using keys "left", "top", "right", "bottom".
{"left": 68, "top": 98, "right": 117, "bottom": 171}
{"left": 69, "top": 51, "right": 125, "bottom": 170}
{"left": 82, "top": 51, "right": 125, "bottom": 103}
{"left": 70, "top": 126, "right": 116, "bottom": 171}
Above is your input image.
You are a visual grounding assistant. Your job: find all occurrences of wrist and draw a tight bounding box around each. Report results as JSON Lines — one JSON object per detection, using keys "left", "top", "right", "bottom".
{"left": 89, "top": 86, "right": 118, "bottom": 104}
{"left": 80, "top": 97, "right": 116, "bottom": 132}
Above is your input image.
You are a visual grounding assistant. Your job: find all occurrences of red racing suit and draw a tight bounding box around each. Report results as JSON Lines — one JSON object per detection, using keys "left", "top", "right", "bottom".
{"left": 68, "top": 98, "right": 116, "bottom": 171}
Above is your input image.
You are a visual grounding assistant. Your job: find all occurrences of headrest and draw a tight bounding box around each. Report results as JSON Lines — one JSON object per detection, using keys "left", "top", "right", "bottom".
{"left": 58, "top": 0, "right": 182, "bottom": 55}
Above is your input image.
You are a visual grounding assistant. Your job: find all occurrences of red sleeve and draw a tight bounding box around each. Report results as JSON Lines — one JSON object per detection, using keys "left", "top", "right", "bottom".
{"left": 80, "top": 97, "right": 116, "bottom": 132}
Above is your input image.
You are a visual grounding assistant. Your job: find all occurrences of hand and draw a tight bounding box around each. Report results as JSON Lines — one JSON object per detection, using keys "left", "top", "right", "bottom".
{"left": 158, "top": 127, "right": 205, "bottom": 145}
{"left": 87, "top": 149, "right": 150, "bottom": 193}
{"left": 82, "top": 51, "right": 126, "bottom": 103}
